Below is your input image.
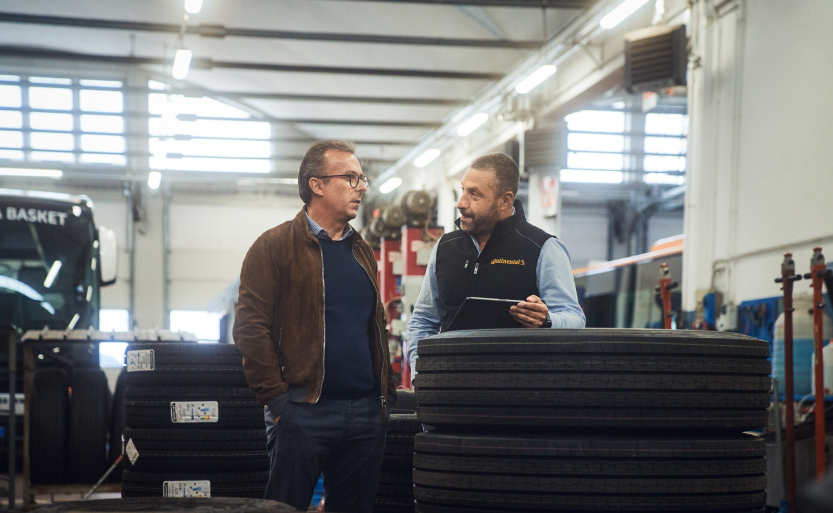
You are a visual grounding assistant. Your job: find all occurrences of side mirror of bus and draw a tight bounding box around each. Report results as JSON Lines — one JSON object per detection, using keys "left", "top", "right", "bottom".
{"left": 98, "top": 227, "right": 118, "bottom": 286}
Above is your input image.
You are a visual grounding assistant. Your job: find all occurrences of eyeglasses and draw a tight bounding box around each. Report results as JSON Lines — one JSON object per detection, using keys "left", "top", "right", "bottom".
{"left": 322, "top": 173, "right": 371, "bottom": 189}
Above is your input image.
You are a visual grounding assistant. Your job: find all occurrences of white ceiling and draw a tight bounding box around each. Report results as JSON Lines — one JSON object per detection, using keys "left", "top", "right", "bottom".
{"left": 0, "top": 0, "right": 586, "bottom": 175}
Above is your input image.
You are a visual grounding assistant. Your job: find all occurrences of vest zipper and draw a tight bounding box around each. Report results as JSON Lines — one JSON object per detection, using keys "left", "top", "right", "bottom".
{"left": 464, "top": 260, "right": 468, "bottom": 269}
{"left": 352, "top": 246, "right": 387, "bottom": 415}
{"left": 474, "top": 263, "right": 479, "bottom": 274}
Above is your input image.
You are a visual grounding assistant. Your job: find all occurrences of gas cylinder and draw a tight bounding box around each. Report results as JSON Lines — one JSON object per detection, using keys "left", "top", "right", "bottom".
{"left": 773, "top": 294, "right": 833, "bottom": 397}
{"left": 811, "top": 341, "right": 833, "bottom": 397}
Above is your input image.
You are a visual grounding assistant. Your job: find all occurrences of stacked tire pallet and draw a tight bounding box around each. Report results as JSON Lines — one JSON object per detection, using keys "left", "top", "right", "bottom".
{"left": 375, "top": 391, "right": 420, "bottom": 513}
{"left": 413, "top": 329, "right": 771, "bottom": 513}
{"left": 120, "top": 342, "right": 268, "bottom": 498}
{"left": 31, "top": 367, "right": 110, "bottom": 485}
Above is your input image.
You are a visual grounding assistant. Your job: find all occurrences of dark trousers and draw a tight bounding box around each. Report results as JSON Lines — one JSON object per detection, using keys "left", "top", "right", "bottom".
{"left": 263, "top": 393, "right": 387, "bottom": 513}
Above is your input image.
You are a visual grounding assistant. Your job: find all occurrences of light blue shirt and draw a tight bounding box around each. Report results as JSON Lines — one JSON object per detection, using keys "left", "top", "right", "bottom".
{"left": 405, "top": 229, "right": 586, "bottom": 373}
{"left": 305, "top": 209, "right": 353, "bottom": 241}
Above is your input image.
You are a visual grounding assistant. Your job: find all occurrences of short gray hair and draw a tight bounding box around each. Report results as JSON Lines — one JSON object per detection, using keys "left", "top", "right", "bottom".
{"left": 470, "top": 152, "right": 519, "bottom": 198}
{"left": 298, "top": 140, "right": 357, "bottom": 204}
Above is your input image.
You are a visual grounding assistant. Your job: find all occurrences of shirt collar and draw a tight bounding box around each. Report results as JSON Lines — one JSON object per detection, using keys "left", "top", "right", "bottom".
{"left": 305, "top": 209, "right": 354, "bottom": 241}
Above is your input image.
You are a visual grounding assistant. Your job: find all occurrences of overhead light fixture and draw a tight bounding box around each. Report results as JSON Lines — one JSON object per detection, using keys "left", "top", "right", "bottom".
{"left": 184, "top": 0, "right": 203, "bottom": 14}
{"left": 148, "top": 171, "right": 162, "bottom": 190}
{"left": 0, "top": 167, "right": 62, "bottom": 178}
{"left": 414, "top": 149, "right": 441, "bottom": 168}
{"left": 379, "top": 177, "right": 402, "bottom": 194}
{"left": 172, "top": 49, "right": 193, "bottom": 80}
{"left": 515, "top": 65, "right": 557, "bottom": 94}
{"left": 456, "top": 113, "right": 488, "bottom": 137}
{"left": 43, "top": 260, "right": 62, "bottom": 289}
{"left": 600, "top": 0, "right": 652, "bottom": 29}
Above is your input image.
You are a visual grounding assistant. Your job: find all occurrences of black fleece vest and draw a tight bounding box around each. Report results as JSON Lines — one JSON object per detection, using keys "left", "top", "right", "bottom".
{"left": 436, "top": 201, "right": 554, "bottom": 332}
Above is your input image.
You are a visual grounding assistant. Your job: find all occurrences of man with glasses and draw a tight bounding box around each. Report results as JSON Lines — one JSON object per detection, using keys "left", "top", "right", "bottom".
{"left": 234, "top": 140, "right": 396, "bottom": 513}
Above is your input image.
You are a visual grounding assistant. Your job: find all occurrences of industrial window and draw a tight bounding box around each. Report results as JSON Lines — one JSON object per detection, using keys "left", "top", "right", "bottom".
{"left": 169, "top": 310, "right": 222, "bottom": 342}
{"left": 99, "top": 308, "right": 130, "bottom": 368}
{"left": 563, "top": 110, "right": 626, "bottom": 183}
{"left": 0, "top": 75, "right": 127, "bottom": 166}
{"left": 148, "top": 81, "right": 272, "bottom": 173}
{"left": 562, "top": 108, "right": 688, "bottom": 185}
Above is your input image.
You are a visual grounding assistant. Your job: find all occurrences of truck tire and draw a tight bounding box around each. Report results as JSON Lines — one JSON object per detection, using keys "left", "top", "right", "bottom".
{"left": 68, "top": 369, "right": 110, "bottom": 483}
{"left": 413, "top": 431, "right": 766, "bottom": 512}
{"left": 31, "top": 368, "right": 69, "bottom": 484}
{"left": 415, "top": 329, "right": 770, "bottom": 430}
{"left": 33, "top": 497, "right": 296, "bottom": 512}
{"left": 125, "top": 343, "right": 247, "bottom": 387}
{"left": 390, "top": 390, "right": 416, "bottom": 414}
{"left": 383, "top": 414, "right": 420, "bottom": 470}
{"left": 124, "top": 387, "right": 262, "bottom": 429}
{"left": 121, "top": 470, "right": 268, "bottom": 498}
{"left": 123, "top": 428, "right": 268, "bottom": 472}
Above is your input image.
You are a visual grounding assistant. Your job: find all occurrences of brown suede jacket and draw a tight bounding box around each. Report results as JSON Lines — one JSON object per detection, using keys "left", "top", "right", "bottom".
{"left": 233, "top": 207, "right": 397, "bottom": 417}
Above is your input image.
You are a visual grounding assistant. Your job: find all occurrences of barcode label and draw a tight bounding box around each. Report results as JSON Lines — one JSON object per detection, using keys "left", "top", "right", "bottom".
{"left": 170, "top": 401, "right": 219, "bottom": 423}
{"left": 126, "top": 349, "right": 154, "bottom": 372}
{"left": 163, "top": 480, "right": 210, "bottom": 497}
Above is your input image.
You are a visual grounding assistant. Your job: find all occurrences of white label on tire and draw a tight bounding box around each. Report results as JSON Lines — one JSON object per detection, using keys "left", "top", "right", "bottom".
{"left": 170, "top": 401, "right": 219, "bottom": 423}
{"left": 163, "top": 480, "right": 210, "bottom": 498}
{"left": 126, "top": 349, "right": 154, "bottom": 372}
{"left": 125, "top": 438, "right": 139, "bottom": 465}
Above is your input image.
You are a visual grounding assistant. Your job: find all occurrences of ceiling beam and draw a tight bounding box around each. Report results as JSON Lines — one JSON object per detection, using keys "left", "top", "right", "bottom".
{"left": 331, "top": 0, "right": 594, "bottom": 6}
{"left": 0, "top": 12, "right": 543, "bottom": 49}
{"left": 0, "top": 127, "right": 421, "bottom": 146}
{"left": 0, "top": 46, "right": 505, "bottom": 80}
{"left": 0, "top": 79, "right": 469, "bottom": 105}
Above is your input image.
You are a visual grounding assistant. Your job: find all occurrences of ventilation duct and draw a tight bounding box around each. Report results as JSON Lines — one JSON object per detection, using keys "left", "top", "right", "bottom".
{"left": 624, "top": 24, "right": 687, "bottom": 93}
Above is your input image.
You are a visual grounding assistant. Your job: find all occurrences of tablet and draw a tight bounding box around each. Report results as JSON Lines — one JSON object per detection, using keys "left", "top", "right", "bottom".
{"left": 445, "top": 297, "right": 524, "bottom": 332}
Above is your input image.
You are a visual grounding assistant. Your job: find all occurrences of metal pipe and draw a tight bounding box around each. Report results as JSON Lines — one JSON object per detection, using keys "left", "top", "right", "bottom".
{"left": 809, "top": 247, "right": 827, "bottom": 480}
{"left": 7, "top": 330, "right": 15, "bottom": 510}
{"left": 0, "top": 12, "right": 545, "bottom": 48}
{"left": 777, "top": 253, "right": 800, "bottom": 512}
{"left": 0, "top": 47, "right": 506, "bottom": 80}
{"left": 21, "top": 341, "right": 33, "bottom": 511}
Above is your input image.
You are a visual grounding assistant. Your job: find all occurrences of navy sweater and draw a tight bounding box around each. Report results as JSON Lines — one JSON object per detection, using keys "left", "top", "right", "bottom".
{"left": 318, "top": 237, "right": 379, "bottom": 399}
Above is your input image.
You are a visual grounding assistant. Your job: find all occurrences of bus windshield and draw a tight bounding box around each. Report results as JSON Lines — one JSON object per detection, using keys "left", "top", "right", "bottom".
{"left": 0, "top": 211, "right": 97, "bottom": 331}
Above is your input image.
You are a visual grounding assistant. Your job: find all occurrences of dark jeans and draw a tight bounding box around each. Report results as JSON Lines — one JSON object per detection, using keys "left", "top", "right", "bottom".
{"left": 263, "top": 393, "right": 387, "bottom": 513}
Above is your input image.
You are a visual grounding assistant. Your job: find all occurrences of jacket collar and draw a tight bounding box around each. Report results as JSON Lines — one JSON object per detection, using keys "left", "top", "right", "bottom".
{"left": 453, "top": 199, "right": 526, "bottom": 238}
{"left": 292, "top": 206, "right": 364, "bottom": 248}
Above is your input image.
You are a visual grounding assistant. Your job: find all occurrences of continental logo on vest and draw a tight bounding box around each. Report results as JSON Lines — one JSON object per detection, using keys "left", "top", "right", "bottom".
{"left": 491, "top": 258, "right": 525, "bottom": 265}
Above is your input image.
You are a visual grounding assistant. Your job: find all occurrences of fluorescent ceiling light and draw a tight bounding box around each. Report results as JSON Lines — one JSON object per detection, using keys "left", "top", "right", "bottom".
{"left": 43, "top": 260, "right": 62, "bottom": 289}
{"left": 379, "top": 177, "right": 402, "bottom": 194}
{"left": 414, "top": 149, "right": 441, "bottom": 168}
{"left": 148, "top": 171, "right": 162, "bottom": 190}
{"left": 456, "top": 113, "right": 488, "bottom": 137}
{"left": 184, "top": 0, "right": 203, "bottom": 14}
{"left": 515, "top": 65, "right": 557, "bottom": 94}
{"left": 600, "top": 0, "right": 652, "bottom": 29}
{"left": 172, "top": 49, "right": 193, "bottom": 80}
{"left": 0, "top": 168, "right": 62, "bottom": 178}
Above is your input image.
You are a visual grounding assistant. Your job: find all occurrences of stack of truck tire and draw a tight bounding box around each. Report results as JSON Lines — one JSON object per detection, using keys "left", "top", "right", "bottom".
{"left": 413, "top": 328, "right": 772, "bottom": 513}
{"left": 30, "top": 358, "right": 110, "bottom": 485}
{"left": 375, "top": 390, "right": 420, "bottom": 513}
{"left": 120, "top": 342, "right": 268, "bottom": 498}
